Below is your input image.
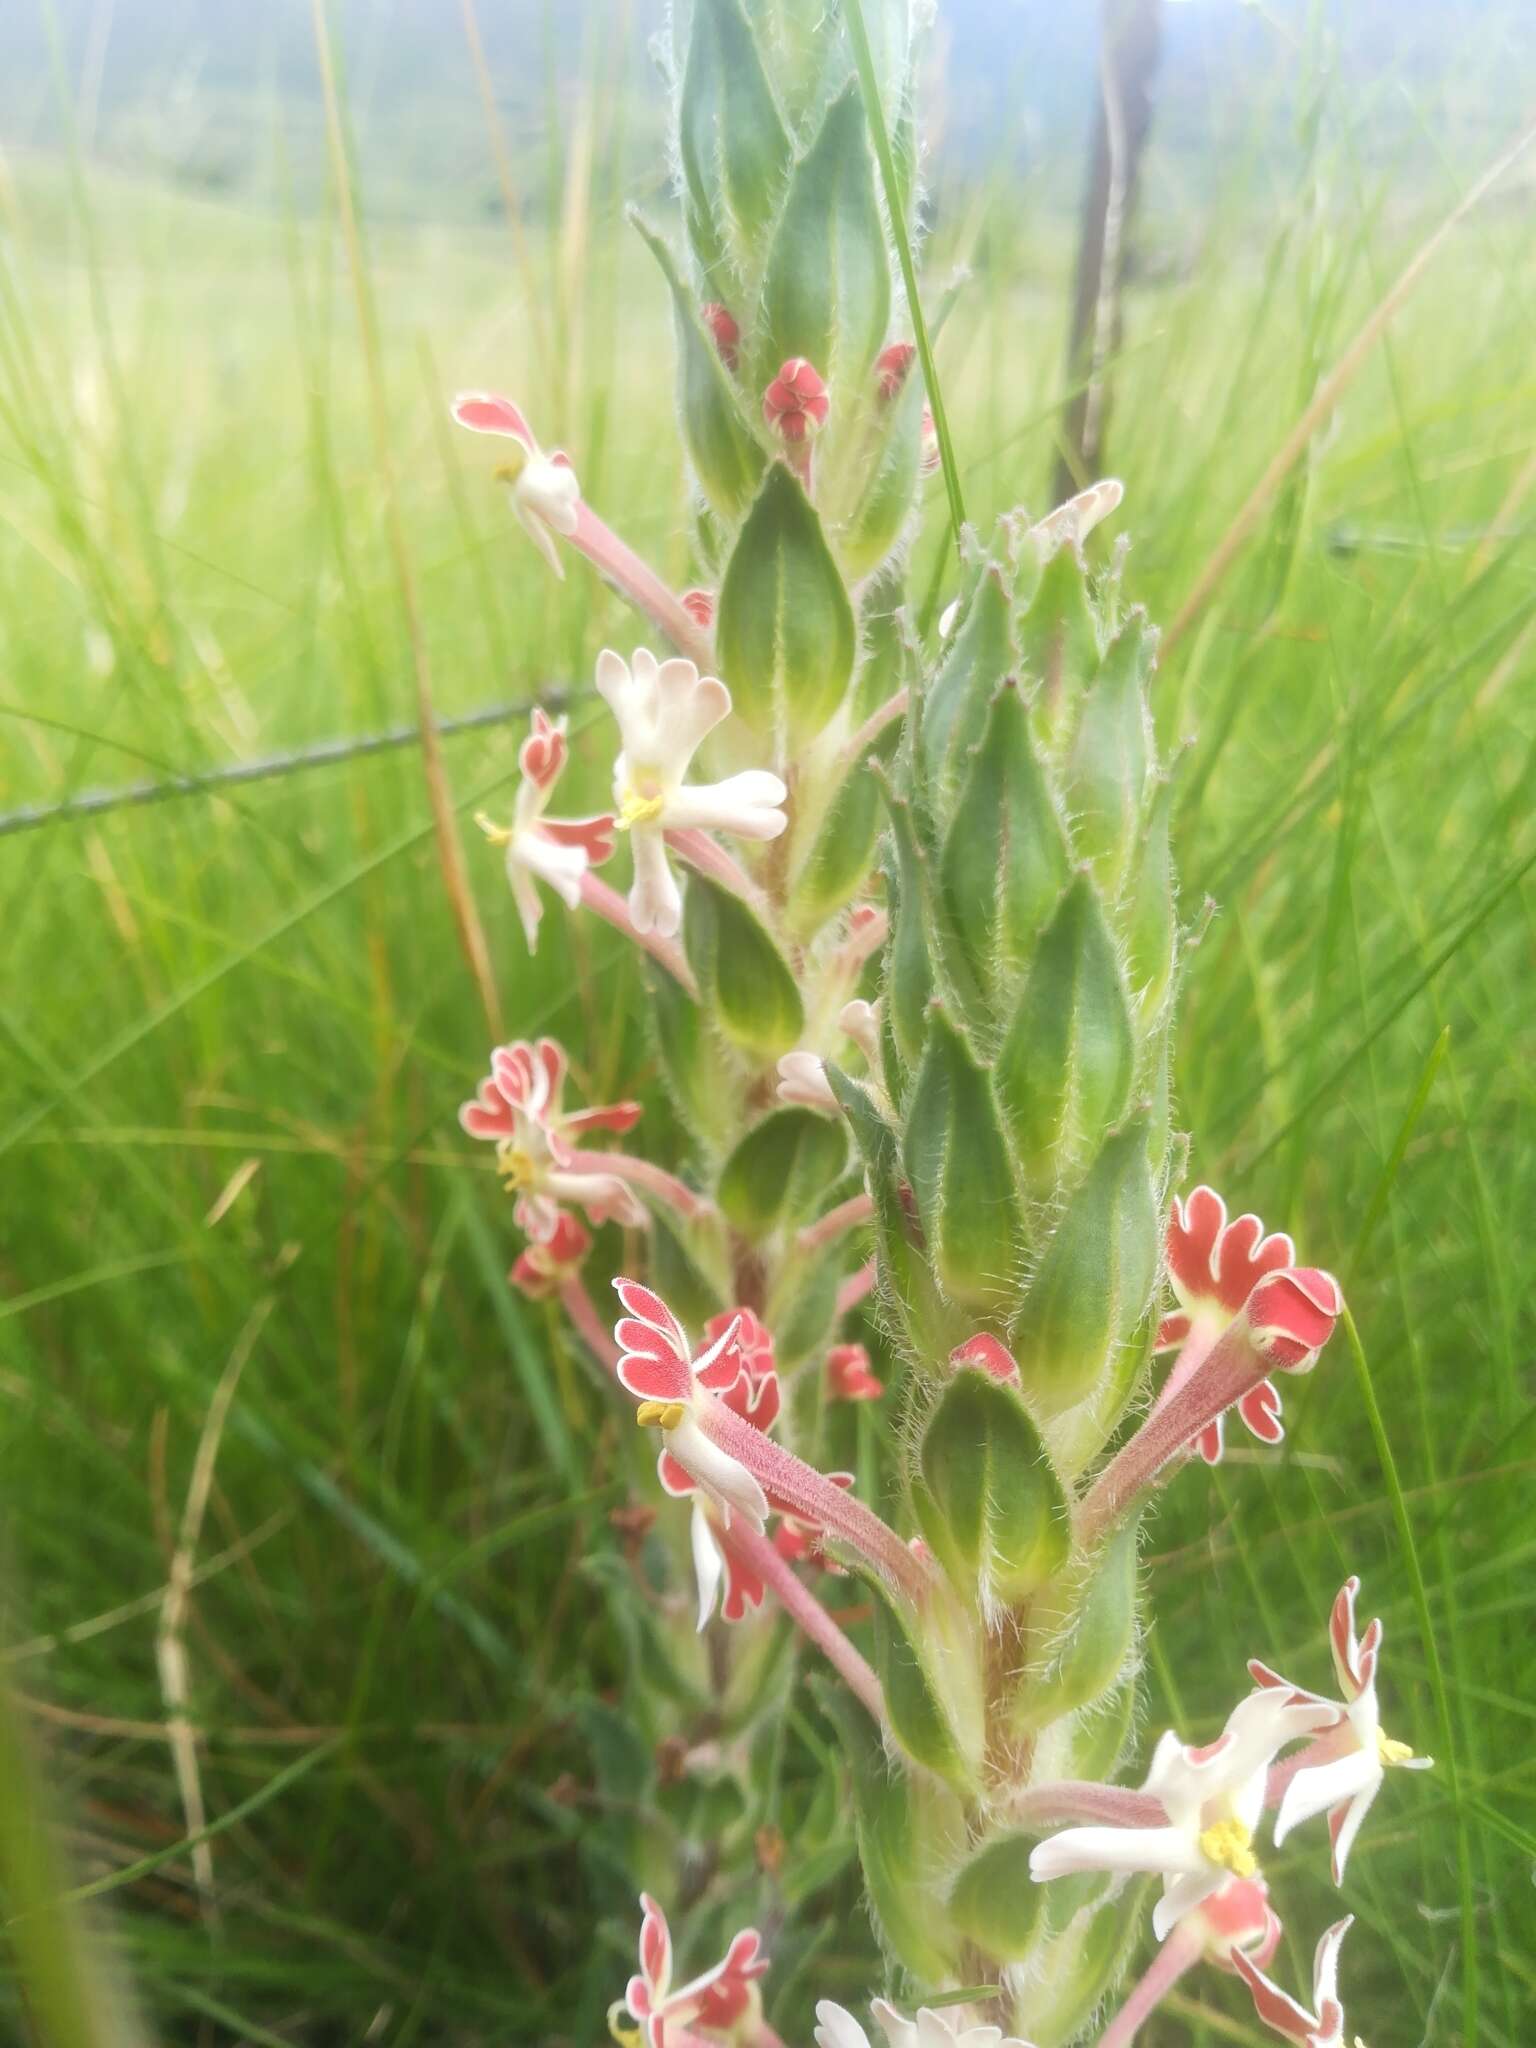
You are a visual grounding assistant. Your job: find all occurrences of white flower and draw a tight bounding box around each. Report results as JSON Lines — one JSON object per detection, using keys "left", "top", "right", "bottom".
{"left": 776, "top": 1000, "right": 883, "bottom": 1114}
{"left": 815, "top": 1998, "right": 1037, "bottom": 2048}
{"left": 595, "top": 648, "right": 788, "bottom": 937}
{"left": 451, "top": 391, "right": 581, "bottom": 577}
{"left": 1029, "top": 1689, "right": 1336, "bottom": 1941}
{"left": 1252, "top": 1576, "right": 1432, "bottom": 1883}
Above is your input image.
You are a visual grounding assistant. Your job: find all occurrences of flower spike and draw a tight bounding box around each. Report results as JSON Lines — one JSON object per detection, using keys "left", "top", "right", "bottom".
{"left": 596, "top": 647, "right": 787, "bottom": 937}
{"left": 1253, "top": 1576, "right": 1432, "bottom": 1882}
{"left": 459, "top": 1039, "right": 644, "bottom": 1242}
{"left": 1231, "top": 1915, "right": 1356, "bottom": 2048}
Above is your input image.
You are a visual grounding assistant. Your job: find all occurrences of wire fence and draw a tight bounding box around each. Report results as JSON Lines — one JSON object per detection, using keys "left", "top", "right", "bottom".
{"left": 0, "top": 693, "right": 572, "bottom": 841}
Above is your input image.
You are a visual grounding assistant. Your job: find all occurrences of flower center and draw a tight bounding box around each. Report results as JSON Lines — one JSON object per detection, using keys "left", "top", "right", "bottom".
{"left": 492, "top": 445, "right": 530, "bottom": 485}
{"left": 473, "top": 810, "right": 513, "bottom": 847}
{"left": 1198, "top": 1818, "right": 1258, "bottom": 1878}
{"left": 1376, "top": 1727, "right": 1419, "bottom": 1768}
{"left": 496, "top": 1144, "right": 539, "bottom": 1190}
{"left": 635, "top": 1399, "right": 687, "bottom": 1431}
{"left": 618, "top": 786, "right": 667, "bottom": 830}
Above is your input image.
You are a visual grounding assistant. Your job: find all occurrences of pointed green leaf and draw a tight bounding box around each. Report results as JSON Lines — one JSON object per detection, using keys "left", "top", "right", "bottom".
{"left": 1023, "top": 1879, "right": 1153, "bottom": 2046}
{"left": 716, "top": 463, "right": 857, "bottom": 743}
{"left": 869, "top": 1581, "right": 978, "bottom": 1792}
{"left": 839, "top": 372, "right": 922, "bottom": 579}
{"left": 828, "top": 1066, "right": 955, "bottom": 1365}
{"left": 903, "top": 1008, "right": 1021, "bottom": 1310}
{"left": 1125, "top": 777, "right": 1176, "bottom": 1018}
{"left": 718, "top": 1108, "right": 847, "bottom": 1237}
{"left": 996, "top": 876, "right": 1135, "bottom": 1188}
{"left": 1020, "top": 541, "right": 1101, "bottom": 751}
{"left": 941, "top": 681, "right": 1069, "bottom": 1011}
{"left": 679, "top": 0, "right": 791, "bottom": 273}
{"left": 644, "top": 966, "right": 740, "bottom": 1141}
{"left": 920, "top": 563, "right": 1016, "bottom": 780}
{"left": 913, "top": 1369, "right": 1069, "bottom": 1602}
{"left": 1064, "top": 610, "right": 1156, "bottom": 886}
{"left": 1013, "top": 1522, "right": 1140, "bottom": 1733}
{"left": 948, "top": 1832, "right": 1043, "bottom": 1961}
{"left": 878, "top": 782, "right": 936, "bottom": 1071}
{"left": 1009, "top": 1120, "right": 1158, "bottom": 1419}
{"left": 633, "top": 216, "right": 764, "bottom": 524}
{"left": 683, "top": 873, "right": 804, "bottom": 1060}
{"left": 815, "top": 1681, "right": 962, "bottom": 1983}
{"left": 760, "top": 82, "right": 890, "bottom": 388}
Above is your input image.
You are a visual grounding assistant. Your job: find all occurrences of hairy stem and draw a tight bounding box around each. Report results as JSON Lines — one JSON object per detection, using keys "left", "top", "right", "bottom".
{"left": 721, "top": 1520, "right": 887, "bottom": 1728}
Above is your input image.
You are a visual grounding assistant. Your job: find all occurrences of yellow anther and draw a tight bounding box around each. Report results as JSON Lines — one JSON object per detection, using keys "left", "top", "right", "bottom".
{"left": 635, "top": 1399, "right": 686, "bottom": 1431}
{"left": 1376, "top": 1728, "right": 1423, "bottom": 1769}
{"left": 496, "top": 1145, "right": 536, "bottom": 1190}
{"left": 493, "top": 445, "right": 530, "bottom": 485}
{"left": 1198, "top": 1818, "right": 1258, "bottom": 1878}
{"left": 475, "top": 810, "right": 513, "bottom": 847}
{"left": 618, "top": 789, "right": 668, "bottom": 830}
{"left": 607, "top": 2003, "right": 641, "bottom": 2048}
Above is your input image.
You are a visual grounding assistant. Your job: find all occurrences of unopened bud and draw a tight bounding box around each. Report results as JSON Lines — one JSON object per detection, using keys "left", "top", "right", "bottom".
{"left": 763, "top": 357, "right": 830, "bottom": 445}
{"left": 702, "top": 301, "right": 740, "bottom": 373}
{"left": 680, "top": 586, "right": 716, "bottom": 629}
{"left": 875, "top": 340, "right": 916, "bottom": 401}
{"left": 919, "top": 405, "right": 941, "bottom": 476}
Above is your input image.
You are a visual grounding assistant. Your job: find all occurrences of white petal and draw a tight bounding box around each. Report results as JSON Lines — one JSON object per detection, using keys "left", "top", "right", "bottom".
{"left": 518, "top": 455, "right": 581, "bottom": 534}
{"left": 514, "top": 497, "right": 565, "bottom": 578}
{"left": 518, "top": 831, "right": 587, "bottom": 910}
{"left": 628, "top": 827, "right": 682, "bottom": 937}
{"left": 663, "top": 772, "right": 788, "bottom": 840}
{"left": 508, "top": 861, "right": 543, "bottom": 951}
{"left": 1274, "top": 1748, "right": 1379, "bottom": 1846}
{"left": 938, "top": 597, "right": 959, "bottom": 637}
{"left": 1030, "top": 1823, "right": 1201, "bottom": 1884}
{"left": 653, "top": 659, "right": 729, "bottom": 772}
{"left": 869, "top": 2000, "right": 918, "bottom": 2048}
{"left": 915, "top": 2014, "right": 960, "bottom": 2048}
{"left": 1327, "top": 1775, "right": 1380, "bottom": 1884}
{"left": 667, "top": 1414, "right": 768, "bottom": 1531}
{"left": 777, "top": 1052, "right": 837, "bottom": 1112}
{"left": 1153, "top": 1866, "right": 1223, "bottom": 1942}
{"left": 817, "top": 2004, "right": 874, "bottom": 2048}
{"left": 690, "top": 1503, "right": 723, "bottom": 1633}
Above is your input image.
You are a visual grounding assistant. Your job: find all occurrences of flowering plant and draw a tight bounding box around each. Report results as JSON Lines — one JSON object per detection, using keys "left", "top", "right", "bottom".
{"left": 447, "top": 3, "right": 1431, "bottom": 2041}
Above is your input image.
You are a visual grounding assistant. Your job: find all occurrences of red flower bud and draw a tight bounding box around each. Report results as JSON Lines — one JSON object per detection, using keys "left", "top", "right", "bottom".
{"left": 949, "top": 1332, "right": 1020, "bottom": 1385}
{"left": 680, "top": 586, "right": 715, "bottom": 630}
{"left": 919, "top": 404, "right": 941, "bottom": 475}
{"left": 875, "top": 340, "right": 916, "bottom": 400}
{"left": 762, "top": 358, "right": 830, "bottom": 445}
{"left": 509, "top": 1212, "right": 592, "bottom": 1299}
{"left": 702, "top": 302, "right": 740, "bottom": 373}
{"left": 826, "top": 1342, "right": 883, "bottom": 1402}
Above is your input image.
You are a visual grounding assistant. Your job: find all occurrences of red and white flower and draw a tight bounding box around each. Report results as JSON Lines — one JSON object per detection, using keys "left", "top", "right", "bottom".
{"left": 479, "top": 709, "right": 614, "bottom": 950}
{"left": 1252, "top": 1576, "right": 1432, "bottom": 1882}
{"left": 660, "top": 1311, "right": 781, "bottom": 1505}
{"left": 458, "top": 1039, "right": 644, "bottom": 1242}
{"left": 451, "top": 392, "right": 581, "bottom": 578}
{"left": 622, "top": 1893, "right": 768, "bottom": 2048}
{"left": 1154, "top": 1186, "right": 1301, "bottom": 1464}
{"left": 613, "top": 1282, "right": 771, "bottom": 1530}
{"left": 596, "top": 648, "right": 788, "bottom": 937}
{"left": 827, "top": 1343, "right": 883, "bottom": 1402}
{"left": 508, "top": 1212, "right": 591, "bottom": 1300}
{"left": 1232, "top": 1914, "right": 1357, "bottom": 2048}
{"left": 691, "top": 1504, "right": 768, "bottom": 1629}
{"left": 1029, "top": 1689, "right": 1336, "bottom": 1941}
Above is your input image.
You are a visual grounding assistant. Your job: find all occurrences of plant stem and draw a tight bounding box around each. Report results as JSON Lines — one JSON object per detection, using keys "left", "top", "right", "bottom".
{"left": 722, "top": 1520, "right": 887, "bottom": 1728}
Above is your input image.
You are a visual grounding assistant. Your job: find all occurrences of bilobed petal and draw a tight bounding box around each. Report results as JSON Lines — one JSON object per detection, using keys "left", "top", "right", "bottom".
{"left": 817, "top": 2003, "right": 875, "bottom": 2048}
{"left": 634, "top": 1893, "right": 672, "bottom": 2004}
{"left": 452, "top": 391, "right": 535, "bottom": 445}
{"left": 664, "top": 770, "right": 789, "bottom": 839}
{"left": 1030, "top": 1823, "right": 1202, "bottom": 1885}
{"left": 1273, "top": 1747, "right": 1378, "bottom": 1847}
{"left": 652, "top": 658, "right": 731, "bottom": 772}
{"left": 629, "top": 826, "right": 683, "bottom": 937}
{"left": 868, "top": 2000, "right": 918, "bottom": 2048}
{"left": 1325, "top": 1771, "right": 1380, "bottom": 1884}
{"left": 1238, "top": 1377, "right": 1285, "bottom": 1444}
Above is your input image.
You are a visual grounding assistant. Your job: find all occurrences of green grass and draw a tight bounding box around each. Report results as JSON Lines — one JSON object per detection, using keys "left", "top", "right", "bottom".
{"left": 3, "top": 8, "right": 1536, "bottom": 2045}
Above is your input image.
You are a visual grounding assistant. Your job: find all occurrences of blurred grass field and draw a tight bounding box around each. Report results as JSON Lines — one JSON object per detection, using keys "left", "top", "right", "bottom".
{"left": 2, "top": 3, "right": 1536, "bottom": 2043}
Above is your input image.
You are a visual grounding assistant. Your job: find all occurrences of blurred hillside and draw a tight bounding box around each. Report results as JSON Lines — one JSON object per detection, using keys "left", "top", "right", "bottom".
{"left": 0, "top": 0, "right": 1527, "bottom": 224}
